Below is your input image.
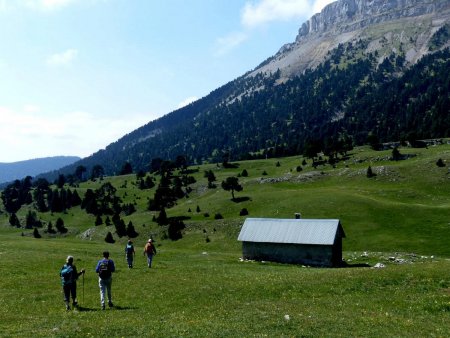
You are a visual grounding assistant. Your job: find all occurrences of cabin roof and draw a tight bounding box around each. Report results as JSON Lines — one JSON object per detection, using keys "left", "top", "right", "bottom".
{"left": 238, "top": 218, "right": 345, "bottom": 245}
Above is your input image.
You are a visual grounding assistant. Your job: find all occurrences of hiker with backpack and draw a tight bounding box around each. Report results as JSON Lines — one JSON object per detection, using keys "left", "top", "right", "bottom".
{"left": 125, "top": 240, "right": 135, "bottom": 268}
{"left": 60, "top": 255, "right": 85, "bottom": 311}
{"left": 95, "top": 251, "right": 116, "bottom": 310}
{"left": 143, "top": 238, "right": 157, "bottom": 268}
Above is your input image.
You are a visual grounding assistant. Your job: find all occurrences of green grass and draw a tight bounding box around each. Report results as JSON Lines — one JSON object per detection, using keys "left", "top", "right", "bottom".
{"left": 0, "top": 234, "right": 449, "bottom": 337}
{"left": 1, "top": 144, "right": 450, "bottom": 336}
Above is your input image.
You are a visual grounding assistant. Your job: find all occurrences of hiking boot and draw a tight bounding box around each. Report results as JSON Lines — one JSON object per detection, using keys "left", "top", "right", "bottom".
{"left": 108, "top": 302, "right": 114, "bottom": 308}
{"left": 66, "top": 304, "right": 71, "bottom": 311}
{"left": 72, "top": 302, "right": 78, "bottom": 308}
{"left": 101, "top": 304, "right": 105, "bottom": 310}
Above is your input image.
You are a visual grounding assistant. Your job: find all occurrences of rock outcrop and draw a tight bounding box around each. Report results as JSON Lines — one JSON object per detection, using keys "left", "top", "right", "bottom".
{"left": 297, "top": 0, "right": 447, "bottom": 40}
{"left": 251, "top": 0, "right": 450, "bottom": 79}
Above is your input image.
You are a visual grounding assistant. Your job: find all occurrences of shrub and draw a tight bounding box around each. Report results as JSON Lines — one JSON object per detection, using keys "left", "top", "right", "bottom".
{"left": 26, "top": 211, "right": 41, "bottom": 229}
{"left": 214, "top": 213, "right": 223, "bottom": 220}
{"left": 392, "top": 147, "right": 402, "bottom": 161}
{"left": 55, "top": 217, "right": 68, "bottom": 233}
{"left": 46, "top": 221, "right": 56, "bottom": 234}
{"left": 8, "top": 213, "right": 20, "bottom": 227}
{"left": 95, "top": 215, "right": 103, "bottom": 226}
{"left": 105, "top": 231, "right": 115, "bottom": 243}
{"left": 296, "top": 166, "right": 303, "bottom": 172}
{"left": 157, "top": 208, "right": 168, "bottom": 226}
{"left": 33, "top": 228, "right": 41, "bottom": 238}
{"left": 436, "top": 158, "right": 446, "bottom": 167}
{"left": 114, "top": 218, "right": 127, "bottom": 237}
{"left": 126, "top": 221, "right": 139, "bottom": 238}
{"left": 367, "top": 166, "right": 376, "bottom": 178}
{"left": 240, "top": 208, "right": 249, "bottom": 216}
{"left": 168, "top": 219, "right": 185, "bottom": 241}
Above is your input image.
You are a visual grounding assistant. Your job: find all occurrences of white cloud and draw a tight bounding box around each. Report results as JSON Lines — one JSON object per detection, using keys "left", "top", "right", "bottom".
{"left": 0, "top": 105, "right": 150, "bottom": 162}
{"left": 0, "top": 0, "right": 101, "bottom": 12}
{"left": 177, "top": 96, "right": 199, "bottom": 110}
{"left": 46, "top": 49, "right": 78, "bottom": 66}
{"left": 23, "top": 104, "right": 41, "bottom": 113}
{"left": 214, "top": 31, "right": 248, "bottom": 56}
{"left": 312, "top": 0, "right": 335, "bottom": 15}
{"left": 23, "top": 0, "right": 75, "bottom": 11}
{"left": 241, "top": 0, "right": 335, "bottom": 28}
{"left": 241, "top": 0, "right": 310, "bottom": 28}
{"left": 215, "top": 1, "right": 335, "bottom": 56}
{"left": 0, "top": 1, "right": 9, "bottom": 11}
{"left": 41, "top": 0, "right": 75, "bottom": 10}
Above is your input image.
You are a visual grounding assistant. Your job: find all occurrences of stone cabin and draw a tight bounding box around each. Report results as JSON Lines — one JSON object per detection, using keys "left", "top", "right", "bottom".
{"left": 238, "top": 218, "right": 346, "bottom": 267}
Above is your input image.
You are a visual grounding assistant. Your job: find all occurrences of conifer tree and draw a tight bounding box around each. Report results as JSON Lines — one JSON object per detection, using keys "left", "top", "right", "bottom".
{"left": 33, "top": 228, "right": 41, "bottom": 238}
{"left": 221, "top": 176, "right": 243, "bottom": 200}
{"left": 105, "top": 231, "right": 115, "bottom": 243}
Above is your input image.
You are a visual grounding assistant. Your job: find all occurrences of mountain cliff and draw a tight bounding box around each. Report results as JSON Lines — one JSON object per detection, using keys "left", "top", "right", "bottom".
{"left": 42, "top": 0, "right": 450, "bottom": 180}
{"left": 253, "top": 0, "right": 450, "bottom": 79}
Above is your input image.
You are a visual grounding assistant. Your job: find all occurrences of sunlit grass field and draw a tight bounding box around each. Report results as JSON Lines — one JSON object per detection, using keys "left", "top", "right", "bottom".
{"left": 1, "top": 144, "right": 449, "bottom": 336}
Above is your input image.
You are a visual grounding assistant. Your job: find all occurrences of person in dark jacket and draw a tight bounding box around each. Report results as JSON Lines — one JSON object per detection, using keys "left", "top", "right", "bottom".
{"left": 125, "top": 240, "right": 135, "bottom": 268}
{"left": 95, "top": 251, "right": 116, "bottom": 310}
{"left": 60, "top": 255, "right": 85, "bottom": 310}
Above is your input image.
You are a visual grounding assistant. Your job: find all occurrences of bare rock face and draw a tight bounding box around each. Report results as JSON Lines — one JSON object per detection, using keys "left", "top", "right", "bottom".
{"left": 297, "top": 0, "right": 446, "bottom": 39}
{"left": 251, "top": 0, "right": 450, "bottom": 79}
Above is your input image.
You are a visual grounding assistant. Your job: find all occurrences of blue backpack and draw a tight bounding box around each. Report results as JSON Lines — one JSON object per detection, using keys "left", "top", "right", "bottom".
{"left": 60, "top": 264, "right": 73, "bottom": 285}
{"left": 98, "top": 260, "right": 111, "bottom": 279}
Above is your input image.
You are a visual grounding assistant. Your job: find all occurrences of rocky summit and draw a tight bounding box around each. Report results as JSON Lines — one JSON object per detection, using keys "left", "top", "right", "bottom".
{"left": 252, "top": 0, "right": 450, "bottom": 79}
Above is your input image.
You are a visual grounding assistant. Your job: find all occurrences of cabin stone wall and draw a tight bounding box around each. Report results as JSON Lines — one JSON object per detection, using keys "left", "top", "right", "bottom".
{"left": 242, "top": 242, "right": 337, "bottom": 267}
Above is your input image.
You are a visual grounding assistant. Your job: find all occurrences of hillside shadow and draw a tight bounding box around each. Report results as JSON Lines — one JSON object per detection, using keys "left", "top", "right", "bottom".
{"left": 232, "top": 197, "right": 251, "bottom": 203}
{"left": 340, "top": 262, "right": 371, "bottom": 268}
{"left": 111, "top": 305, "right": 137, "bottom": 311}
{"left": 75, "top": 305, "right": 137, "bottom": 312}
{"left": 75, "top": 306, "right": 97, "bottom": 312}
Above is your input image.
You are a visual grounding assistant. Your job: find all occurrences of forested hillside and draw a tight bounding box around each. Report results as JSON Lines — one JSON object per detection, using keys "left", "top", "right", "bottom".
{"left": 46, "top": 44, "right": 450, "bottom": 180}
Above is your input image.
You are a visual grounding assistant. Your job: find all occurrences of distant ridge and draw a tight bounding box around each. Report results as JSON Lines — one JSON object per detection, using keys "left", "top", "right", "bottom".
{"left": 0, "top": 156, "right": 80, "bottom": 184}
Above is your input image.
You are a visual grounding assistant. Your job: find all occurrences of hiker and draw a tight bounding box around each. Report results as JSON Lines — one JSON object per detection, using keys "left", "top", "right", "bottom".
{"left": 95, "top": 251, "right": 116, "bottom": 310}
{"left": 125, "top": 240, "right": 135, "bottom": 268}
{"left": 143, "top": 238, "right": 157, "bottom": 268}
{"left": 60, "top": 255, "right": 85, "bottom": 310}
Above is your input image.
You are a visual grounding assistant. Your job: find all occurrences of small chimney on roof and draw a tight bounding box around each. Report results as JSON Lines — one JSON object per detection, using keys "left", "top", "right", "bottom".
{"left": 295, "top": 212, "right": 301, "bottom": 219}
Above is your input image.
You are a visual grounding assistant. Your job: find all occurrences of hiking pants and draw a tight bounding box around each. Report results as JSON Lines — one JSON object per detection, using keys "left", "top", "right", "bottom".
{"left": 63, "top": 283, "right": 77, "bottom": 303}
{"left": 98, "top": 277, "right": 112, "bottom": 305}
{"left": 146, "top": 254, "right": 154, "bottom": 268}
{"left": 126, "top": 255, "right": 133, "bottom": 268}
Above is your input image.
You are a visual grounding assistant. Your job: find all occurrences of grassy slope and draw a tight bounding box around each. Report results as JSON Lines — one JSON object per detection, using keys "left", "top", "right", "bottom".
{"left": 0, "top": 144, "right": 449, "bottom": 337}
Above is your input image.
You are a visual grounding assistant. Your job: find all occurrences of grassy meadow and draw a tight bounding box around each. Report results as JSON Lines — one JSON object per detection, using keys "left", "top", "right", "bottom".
{"left": 1, "top": 144, "right": 449, "bottom": 337}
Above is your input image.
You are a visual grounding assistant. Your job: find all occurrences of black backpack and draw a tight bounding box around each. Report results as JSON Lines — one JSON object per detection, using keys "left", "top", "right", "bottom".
{"left": 126, "top": 244, "right": 134, "bottom": 256}
{"left": 98, "top": 260, "right": 111, "bottom": 279}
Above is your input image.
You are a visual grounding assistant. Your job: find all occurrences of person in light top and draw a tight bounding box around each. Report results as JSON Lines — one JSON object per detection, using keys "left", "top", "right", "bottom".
{"left": 143, "top": 239, "right": 157, "bottom": 268}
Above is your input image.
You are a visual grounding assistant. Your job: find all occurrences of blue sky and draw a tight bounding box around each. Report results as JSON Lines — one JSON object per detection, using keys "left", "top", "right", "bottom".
{"left": 0, "top": 0, "right": 334, "bottom": 162}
